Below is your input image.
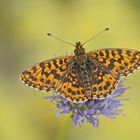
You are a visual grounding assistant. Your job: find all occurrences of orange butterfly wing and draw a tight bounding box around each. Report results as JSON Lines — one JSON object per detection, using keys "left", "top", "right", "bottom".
{"left": 20, "top": 55, "right": 93, "bottom": 102}
{"left": 87, "top": 48, "right": 140, "bottom": 77}
{"left": 20, "top": 56, "right": 73, "bottom": 91}
{"left": 84, "top": 48, "right": 140, "bottom": 100}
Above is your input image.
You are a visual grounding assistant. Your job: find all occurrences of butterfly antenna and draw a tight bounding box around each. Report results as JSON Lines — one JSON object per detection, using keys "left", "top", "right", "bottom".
{"left": 47, "top": 33, "right": 75, "bottom": 47}
{"left": 82, "top": 28, "right": 109, "bottom": 46}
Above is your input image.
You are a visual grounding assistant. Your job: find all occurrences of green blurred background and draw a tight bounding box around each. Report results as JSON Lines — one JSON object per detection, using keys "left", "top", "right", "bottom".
{"left": 0, "top": 0, "right": 140, "bottom": 140}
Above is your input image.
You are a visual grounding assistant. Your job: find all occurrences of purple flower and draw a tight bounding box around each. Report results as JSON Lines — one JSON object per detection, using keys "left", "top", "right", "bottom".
{"left": 45, "top": 79, "right": 130, "bottom": 127}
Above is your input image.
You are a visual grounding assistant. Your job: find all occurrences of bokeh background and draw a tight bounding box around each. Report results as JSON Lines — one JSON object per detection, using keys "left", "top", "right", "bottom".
{"left": 0, "top": 0, "right": 140, "bottom": 140}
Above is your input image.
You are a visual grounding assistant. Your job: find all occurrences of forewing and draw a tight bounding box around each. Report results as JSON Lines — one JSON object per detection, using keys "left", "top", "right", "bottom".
{"left": 87, "top": 48, "right": 140, "bottom": 77}
{"left": 20, "top": 56, "right": 73, "bottom": 91}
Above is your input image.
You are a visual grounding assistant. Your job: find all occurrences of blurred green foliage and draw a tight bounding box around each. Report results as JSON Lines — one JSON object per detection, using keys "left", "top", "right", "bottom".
{"left": 0, "top": 0, "right": 140, "bottom": 140}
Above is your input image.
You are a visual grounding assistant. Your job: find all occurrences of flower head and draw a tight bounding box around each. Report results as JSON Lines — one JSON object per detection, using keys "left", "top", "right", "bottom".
{"left": 45, "top": 79, "right": 129, "bottom": 127}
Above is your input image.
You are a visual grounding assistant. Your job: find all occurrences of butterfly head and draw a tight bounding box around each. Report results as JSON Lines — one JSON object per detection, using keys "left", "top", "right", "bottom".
{"left": 74, "top": 42, "right": 86, "bottom": 55}
{"left": 75, "top": 42, "right": 82, "bottom": 48}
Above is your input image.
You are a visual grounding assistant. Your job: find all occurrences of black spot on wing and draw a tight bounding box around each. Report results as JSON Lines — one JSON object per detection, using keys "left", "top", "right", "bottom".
{"left": 51, "top": 69, "right": 61, "bottom": 79}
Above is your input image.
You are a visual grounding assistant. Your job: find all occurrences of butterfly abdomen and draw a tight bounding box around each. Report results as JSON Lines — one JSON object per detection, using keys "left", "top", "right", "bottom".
{"left": 74, "top": 55, "right": 93, "bottom": 92}
{"left": 81, "top": 70, "right": 91, "bottom": 87}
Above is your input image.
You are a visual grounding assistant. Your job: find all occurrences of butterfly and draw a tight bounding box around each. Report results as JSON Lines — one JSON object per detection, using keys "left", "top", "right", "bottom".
{"left": 20, "top": 30, "right": 140, "bottom": 103}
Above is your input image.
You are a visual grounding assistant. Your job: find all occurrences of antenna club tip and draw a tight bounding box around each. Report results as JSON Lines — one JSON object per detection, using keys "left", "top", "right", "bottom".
{"left": 47, "top": 33, "right": 52, "bottom": 36}
{"left": 105, "top": 28, "right": 109, "bottom": 31}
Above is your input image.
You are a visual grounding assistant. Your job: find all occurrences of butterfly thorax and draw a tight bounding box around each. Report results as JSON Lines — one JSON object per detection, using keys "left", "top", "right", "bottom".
{"left": 74, "top": 42, "right": 87, "bottom": 67}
